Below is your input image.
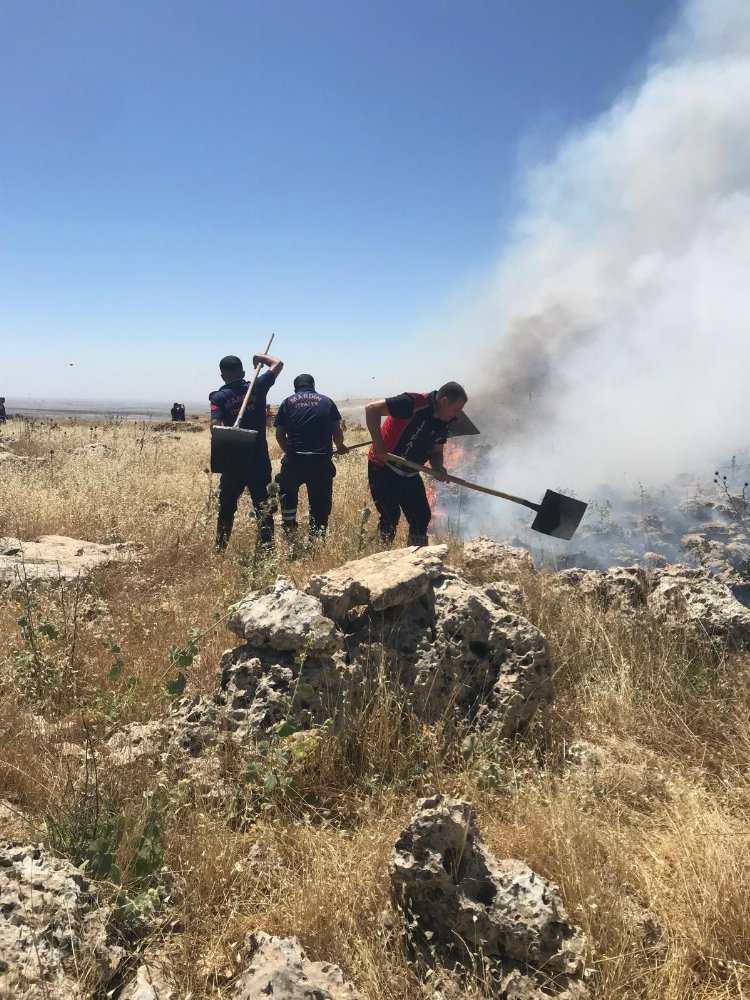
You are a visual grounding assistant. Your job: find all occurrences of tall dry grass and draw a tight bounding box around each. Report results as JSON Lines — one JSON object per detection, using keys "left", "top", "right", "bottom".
{"left": 0, "top": 416, "right": 749, "bottom": 999}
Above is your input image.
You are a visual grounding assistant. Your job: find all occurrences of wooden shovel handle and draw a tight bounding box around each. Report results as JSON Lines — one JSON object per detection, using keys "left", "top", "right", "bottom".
{"left": 386, "top": 453, "right": 540, "bottom": 512}
{"left": 234, "top": 332, "right": 275, "bottom": 428}
{"left": 335, "top": 440, "right": 372, "bottom": 453}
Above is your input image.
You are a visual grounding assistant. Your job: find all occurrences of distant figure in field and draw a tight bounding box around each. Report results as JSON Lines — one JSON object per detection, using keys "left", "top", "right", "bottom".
{"left": 0, "top": 398, "right": 6, "bottom": 424}
{"left": 209, "top": 352, "right": 284, "bottom": 550}
{"left": 170, "top": 402, "right": 185, "bottom": 422}
{"left": 274, "top": 374, "right": 348, "bottom": 539}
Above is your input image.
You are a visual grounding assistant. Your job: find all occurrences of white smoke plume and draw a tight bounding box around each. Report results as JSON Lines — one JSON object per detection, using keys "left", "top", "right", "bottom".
{"left": 457, "top": 0, "right": 750, "bottom": 517}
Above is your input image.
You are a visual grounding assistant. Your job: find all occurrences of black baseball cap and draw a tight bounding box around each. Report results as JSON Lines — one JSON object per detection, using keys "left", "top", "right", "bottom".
{"left": 293, "top": 374, "right": 315, "bottom": 390}
{"left": 219, "top": 355, "right": 243, "bottom": 372}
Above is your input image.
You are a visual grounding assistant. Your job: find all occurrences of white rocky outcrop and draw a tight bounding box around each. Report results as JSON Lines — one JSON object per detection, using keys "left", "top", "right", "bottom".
{"left": 228, "top": 576, "right": 343, "bottom": 655}
{"left": 0, "top": 535, "right": 137, "bottom": 586}
{"left": 553, "top": 563, "right": 750, "bottom": 648}
{"left": 232, "top": 931, "right": 362, "bottom": 999}
{"left": 0, "top": 841, "right": 124, "bottom": 1000}
{"left": 390, "top": 796, "right": 589, "bottom": 997}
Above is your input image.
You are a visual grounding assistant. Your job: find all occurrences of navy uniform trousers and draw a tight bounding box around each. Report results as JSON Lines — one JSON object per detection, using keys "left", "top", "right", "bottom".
{"left": 367, "top": 461, "right": 431, "bottom": 546}
{"left": 216, "top": 450, "right": 275, "bottom": 549}
{"left": 276, "top": 454, "right": 336, "bottom": 534}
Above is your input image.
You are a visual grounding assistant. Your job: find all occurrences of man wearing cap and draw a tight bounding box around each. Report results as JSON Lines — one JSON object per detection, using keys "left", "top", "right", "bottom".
{"left": 366, "top": 382, "right": 467, "bottom": 546}
{"left": 210, "top": 351, "right": 283, "bottom": 550}
{"left": 274, "top": 375, "right": 348, "bottom": 539}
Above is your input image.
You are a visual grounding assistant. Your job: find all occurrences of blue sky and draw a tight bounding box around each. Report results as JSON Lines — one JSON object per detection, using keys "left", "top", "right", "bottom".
{"left": 1, "top": 0, "right": 679, "bottom": 405}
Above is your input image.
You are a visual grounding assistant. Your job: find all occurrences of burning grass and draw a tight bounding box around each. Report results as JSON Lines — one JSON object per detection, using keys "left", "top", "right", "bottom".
{"left": 0, "top": 417, "right": 749, "bottom": 998}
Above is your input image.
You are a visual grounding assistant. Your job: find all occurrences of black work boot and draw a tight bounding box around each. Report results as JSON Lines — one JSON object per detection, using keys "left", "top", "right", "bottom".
{"left": 215, "top": 517, "right": 233, "bottom": 552}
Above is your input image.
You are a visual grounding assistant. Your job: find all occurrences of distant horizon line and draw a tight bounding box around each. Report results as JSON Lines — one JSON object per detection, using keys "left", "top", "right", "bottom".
{"left": 1, "top": 395, "right": 368, "bottom": 419}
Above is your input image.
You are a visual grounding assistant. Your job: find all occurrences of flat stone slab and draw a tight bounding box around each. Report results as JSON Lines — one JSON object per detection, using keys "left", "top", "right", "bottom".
{"left": 306, "top": 544, "right": 449, "bottom": 622}
{"left": 0, "top": 535, "right": 137, "bottom": 586}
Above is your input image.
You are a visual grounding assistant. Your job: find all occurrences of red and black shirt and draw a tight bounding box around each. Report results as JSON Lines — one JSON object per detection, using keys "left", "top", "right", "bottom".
{"left": 368, "top": 391, "right": 452, "bottom": 476}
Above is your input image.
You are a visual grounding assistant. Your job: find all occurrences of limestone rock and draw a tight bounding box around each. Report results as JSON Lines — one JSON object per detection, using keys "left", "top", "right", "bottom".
{"left": 647, "top": 565, "right": 750, "bottom": 648}
{"left": 105, "top": 720, "right": 172, "bottom": 767}
{"left": 228, "top": 577, "right": 343, "bottom": 656}
{"left": 563, "top": 740, "right": 672, "bottom": 810}
{"left": 217, "top": 646, "right": 356, "bottom": 739}
{"left": 390, "top": 796, "right": 588, "bottom": 992}
{"left": 106, "top": 644, "right": 356, "bottom": 783}
{"left": 232, "top": 931, "right": 362, "bottom": 999}
{"left": 120, "top": 959, "right": 173, "bottom": 1000}
{"left": 482, "top": 580, "right": 526, "bottom": 614}
{"left": 553, "top": 561, "right": 750, "bottom": 647}
{"left": 553, "top": 566, "right": 649, "bottom": 611}
{"left": 497, "top": 963, "right": 590, "bottom": 1000}
{"left": 462, "top": 537, "right": 535, "bottom": 580}
{"left": 0, "top": 535, "right": 137, "bottom": 587}
{"left": 344, "top": 573, "right": 551, "bottom": 736}
{"left": 424, "top": 576, "right": 550, "bottom": 733}
{"left": 0, "top": 841, "right": 124, "bottom": 1000}
{"left": 306, "top": 545, "right": 448, "bottom": 621}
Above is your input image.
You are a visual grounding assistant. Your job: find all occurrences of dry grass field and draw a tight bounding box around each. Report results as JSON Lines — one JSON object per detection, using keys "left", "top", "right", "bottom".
{"left": 1, "top": 416, "right": 749, "bottom": 999}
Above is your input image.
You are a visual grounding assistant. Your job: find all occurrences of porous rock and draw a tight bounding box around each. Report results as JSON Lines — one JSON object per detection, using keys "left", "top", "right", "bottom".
{"left": 553, "top": 566, "right": 649, "bottom": 611}
{"left": 0, "top": 535, "right": 137, "bottom": 586}
{"left": 462, "top": 536, "right": 535, "bottom": 580}
{"left": 106, "top": 644, "right": 356, "bottom": 780}
{"left": 232, "top": 931, "right": 362, "bottom": 999}
{"left": 120, "top": 959, "right": 173, "bottom": 1000}
{"left": 647, "top": 564, "right": 750, "bottom": 648}
{"left": 482, "top": 580, "right": 526, "bottom": 614}
{"left": 390, "top": 796, "right": 588, "bottom": 992}
{"left": 0, "top": 841, "right": 124, "bottom": 1000}
{"left": 228, "top": 577, "right": 343, "bottom": 655}
{"left": 554, "top": 562, "right": 750, "bottom": 647}
{"left": 216, "top": 645, "right": 355, "bottom": 737}
{"left": 306, "top": 545, "right": 448, "bottom": 621}
{"left": 345, "top": 572, "right": 551, "bottom": 736}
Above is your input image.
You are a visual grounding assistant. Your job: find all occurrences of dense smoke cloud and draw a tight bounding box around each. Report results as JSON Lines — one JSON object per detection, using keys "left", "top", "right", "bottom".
{"left": 461, "top": 0, "right": 750, "bottom": 505}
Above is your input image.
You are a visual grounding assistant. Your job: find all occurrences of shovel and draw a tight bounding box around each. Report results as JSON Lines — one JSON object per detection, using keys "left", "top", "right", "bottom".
{"left": 210, "top": 333, "right": 274, "bottom": 474}
{"left": 386, "top": 453, "right": 587, "bottom": 540}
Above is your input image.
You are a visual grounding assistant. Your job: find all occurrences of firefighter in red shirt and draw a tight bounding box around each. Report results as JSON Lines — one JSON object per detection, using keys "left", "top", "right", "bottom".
{"left": 365, "top": 381, "right": 467, "bottom": 546}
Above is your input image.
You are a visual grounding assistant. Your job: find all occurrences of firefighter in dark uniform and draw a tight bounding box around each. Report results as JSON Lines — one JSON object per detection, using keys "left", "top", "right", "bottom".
{"left": 365, "top": 381, "right": 467, "bottom": 546}
{"left": 274, "top": 374, "right": 348, "bottom": 538}
{"left": 210, "top": 352, "right": 283, "bottom": 550}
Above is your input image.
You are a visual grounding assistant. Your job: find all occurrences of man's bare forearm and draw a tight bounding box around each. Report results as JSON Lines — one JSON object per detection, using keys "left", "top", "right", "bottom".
{"left": 365, "top": 401, "right": 389, "bottom": 459}
{"left": 253, "top": 354, "right": 284, "bottom": 376}
{"left": 428, "top": 446, "right": 448, "bottom": 480}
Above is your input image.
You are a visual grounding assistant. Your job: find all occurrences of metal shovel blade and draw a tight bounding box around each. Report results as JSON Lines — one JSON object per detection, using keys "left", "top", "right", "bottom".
{"left": 530, "top": 490, "right": 588, "bottom": 540}
{"left": 447, "top": 410, "right": 480, "bottom": 438}
{"left": 210, "top": 426, "right": 258, "bottom": 474}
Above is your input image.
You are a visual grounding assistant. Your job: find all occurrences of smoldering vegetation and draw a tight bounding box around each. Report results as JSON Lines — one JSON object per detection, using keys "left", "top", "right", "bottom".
{"left": 422, "top": 0, "right": 749, "bottom": 522}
